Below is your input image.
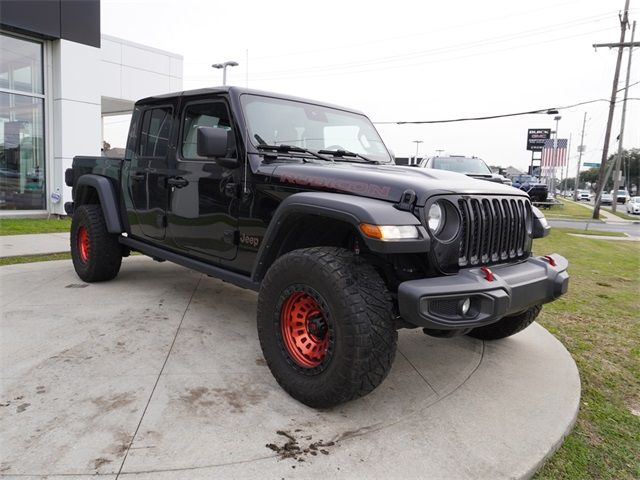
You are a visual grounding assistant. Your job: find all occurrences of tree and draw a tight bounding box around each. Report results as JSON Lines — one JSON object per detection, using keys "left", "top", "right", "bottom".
{"left": 579, "top": 168, "right": 601, "bottom": 189}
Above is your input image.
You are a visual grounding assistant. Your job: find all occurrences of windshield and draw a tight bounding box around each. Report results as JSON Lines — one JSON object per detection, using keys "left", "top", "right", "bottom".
{"left": 240, "top": 94, "right": 392, "bottom": 163}
{"left": 431, "top": 157, "right": 491, "bottom": 174}
{"left": 516, "top": 175, "right": 534, "bottom": 183}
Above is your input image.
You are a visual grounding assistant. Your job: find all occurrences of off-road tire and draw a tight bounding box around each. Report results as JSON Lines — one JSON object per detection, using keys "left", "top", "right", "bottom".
{"left": 257, "top": 247, "right": 397, "bottom": 408}
{"left": 70, "top": 204, "right": 122, "bottom": 282}
{"left": 467, "top": 305, "right": 542, "bottom": 340}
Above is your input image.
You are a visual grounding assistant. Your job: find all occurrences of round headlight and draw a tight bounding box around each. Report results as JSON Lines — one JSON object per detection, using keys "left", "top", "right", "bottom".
{"left": 428, "top": 202, "right": 445, "bottom": 235}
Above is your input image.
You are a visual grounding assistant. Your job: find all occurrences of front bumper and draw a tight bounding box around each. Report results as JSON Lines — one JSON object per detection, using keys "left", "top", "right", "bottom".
{"left": 398, "top": 254, "right": 569, "bottom": 330}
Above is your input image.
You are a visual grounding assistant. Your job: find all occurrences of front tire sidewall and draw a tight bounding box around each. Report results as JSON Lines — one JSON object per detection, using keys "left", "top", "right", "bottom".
{"left": 258, "top": 248, "right": 396, "bottom": 408}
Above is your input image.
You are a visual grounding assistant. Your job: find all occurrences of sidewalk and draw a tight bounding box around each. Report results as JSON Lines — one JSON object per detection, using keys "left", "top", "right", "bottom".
{"left": 0, "top": 232, "right": 69, "bottom": 257}
{"left": 564, "top": 198, "right": 639, "bottom": 224}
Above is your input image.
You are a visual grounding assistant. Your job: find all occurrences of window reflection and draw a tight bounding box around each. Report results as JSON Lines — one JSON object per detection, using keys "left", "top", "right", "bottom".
{"left": 0, "top": 90, "right": 46, "bottom": 211}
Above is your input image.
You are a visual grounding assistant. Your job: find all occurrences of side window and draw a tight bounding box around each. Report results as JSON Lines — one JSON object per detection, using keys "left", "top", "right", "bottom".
{"left": 181, "top": 102, "right": 234, "bottom": 160}
{"left": 138, "top": 107, "right": 173, "bottom": 157}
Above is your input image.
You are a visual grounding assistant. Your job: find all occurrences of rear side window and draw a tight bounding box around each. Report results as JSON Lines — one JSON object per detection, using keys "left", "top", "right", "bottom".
{"left": 181, "top": 102, "right": 234, "bottom": 160}
{"left": 138, "top": 107, "right": 173, "bottom": 157}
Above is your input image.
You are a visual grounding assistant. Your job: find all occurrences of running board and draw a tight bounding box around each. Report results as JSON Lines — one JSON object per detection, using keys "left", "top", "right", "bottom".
{"left": 119, "top": 236, "right": 259, "bottom": 291}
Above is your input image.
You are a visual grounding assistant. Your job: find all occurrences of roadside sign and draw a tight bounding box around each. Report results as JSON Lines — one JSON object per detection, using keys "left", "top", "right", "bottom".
{"left": 527, "top": 129, "right": 551, "bottom": 151}
{"left": 583, "top": 162, "right": 600, "bottom": 168}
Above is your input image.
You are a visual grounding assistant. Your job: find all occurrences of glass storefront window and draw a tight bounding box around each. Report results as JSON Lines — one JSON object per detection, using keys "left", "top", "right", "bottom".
{"left": 0, "top": 33, "right": 46, "bottom": 211}
{"left": 0, "top": 34, "right": 43, "bottom": 94}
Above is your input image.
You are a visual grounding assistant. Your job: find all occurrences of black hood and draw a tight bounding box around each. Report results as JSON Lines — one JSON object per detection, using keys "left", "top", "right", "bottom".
{"left": 257, "top": 161, "right": 526, "bottom": 206}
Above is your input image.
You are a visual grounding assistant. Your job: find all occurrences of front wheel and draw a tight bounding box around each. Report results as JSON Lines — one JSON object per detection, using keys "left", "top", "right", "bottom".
{"left": 257, "top": 247, "right": 397, "bottom": 408}
{"left": 467, "top": 305, "right": 542, "bottom": 340}
{"left": 70, "top": 204, "right": 122, "bottom": 282}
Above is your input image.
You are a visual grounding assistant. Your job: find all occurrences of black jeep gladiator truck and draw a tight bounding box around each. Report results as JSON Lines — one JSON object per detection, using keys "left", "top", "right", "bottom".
{"left": 65, "top": 87, "right": 569, "bottom": 408}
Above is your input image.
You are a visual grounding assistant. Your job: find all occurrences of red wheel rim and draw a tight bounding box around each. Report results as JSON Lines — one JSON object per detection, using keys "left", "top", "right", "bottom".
{"left": 280, "top": 291, "right": 330, "bottom": 368}
{"left": 77, "top": 226, "right": 90, "bottom": 263}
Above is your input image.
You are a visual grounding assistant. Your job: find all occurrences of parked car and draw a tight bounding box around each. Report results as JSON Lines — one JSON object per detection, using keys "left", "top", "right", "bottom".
{"left": 510, "top": 175, "right": 548, "bottom": 203}
{"left": 626, "top": 196, "right": 640, "bottom": 214}
{"left": 600, "top": 192, "right": 613, "bottom": 205}
{"left": 63, "top": 86, "right": 568, "bottom": 408}
{"left": 610, "top": 189, "right": 630, "bottom": 204}
{"left": 419, "top": 155, "right": 511, "bottom": 185}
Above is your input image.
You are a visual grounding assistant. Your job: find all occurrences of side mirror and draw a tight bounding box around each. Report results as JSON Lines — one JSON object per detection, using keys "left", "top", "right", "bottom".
{"left": 196, "top": 127, "right": 239, "bottom": 168}
{"left": 197, "top": 126, "right": 228, "bottom": 157}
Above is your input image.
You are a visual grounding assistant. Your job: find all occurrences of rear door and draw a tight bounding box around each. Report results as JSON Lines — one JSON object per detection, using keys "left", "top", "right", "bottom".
{"left": 125, "top": 104, "right": 176, "bottom": 240}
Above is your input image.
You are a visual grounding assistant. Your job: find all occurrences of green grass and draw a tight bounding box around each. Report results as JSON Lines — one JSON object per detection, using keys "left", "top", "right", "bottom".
{"left": 544, "top": 199, "right": 596, "bottom": 220}
{"left": 0, "top": 252, "right": 71, "bottom": 266}
{"left": 533, "top": 228, "right": 640, "bottom": 479}
{"left": 559, "top": 228, "right": 627, "bottom": 237}
{"left": 602, "top": 207, "right": 638, "bottom": 221}
{"left": 0, "top": 217, "right": 71, "bottom": 235}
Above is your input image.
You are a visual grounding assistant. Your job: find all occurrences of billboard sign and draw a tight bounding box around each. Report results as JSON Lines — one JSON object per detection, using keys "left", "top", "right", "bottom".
{"left": 527, "top": 129, "right": 551, "bottom": 151}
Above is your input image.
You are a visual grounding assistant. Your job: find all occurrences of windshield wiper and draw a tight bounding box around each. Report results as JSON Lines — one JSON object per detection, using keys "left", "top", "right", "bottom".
{"left": 256, "top": 143, "right": 334, "bottom": 162}
{"left": 317, "top": 149, "right": 379, "bottom": 164}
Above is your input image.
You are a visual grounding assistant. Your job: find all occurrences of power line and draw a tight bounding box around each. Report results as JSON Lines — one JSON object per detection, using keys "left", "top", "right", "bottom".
{"left": 250, "top": 4, "right": 616, "bottom": 62}
{"left": 249, "top": 15, "right": 616, "bottom": 79}
{"left": 247, "top": 26, "right": 616, "bottom": 81}
{"left": 373, "top": 83, "right": 639, "bottom": 125}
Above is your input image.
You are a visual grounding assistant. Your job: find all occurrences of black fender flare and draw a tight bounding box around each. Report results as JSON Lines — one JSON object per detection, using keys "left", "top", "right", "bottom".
{"left": 252, "top": 192, "right": 429, "bottom": 282}
{"left": 74, "top": 175, "right": 123, "bottom": 234}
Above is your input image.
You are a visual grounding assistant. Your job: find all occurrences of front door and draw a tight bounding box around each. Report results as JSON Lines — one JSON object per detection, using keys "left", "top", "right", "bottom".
{"left": 126, "top": 105, "right": 175, "bottom": 240}
{"left": 167, "top": 98, "right": 239, "bottom": 260}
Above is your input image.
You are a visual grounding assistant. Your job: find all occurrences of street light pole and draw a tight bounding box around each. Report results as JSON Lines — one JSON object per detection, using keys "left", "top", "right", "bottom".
{"left": 412, "top": 140, "right": 423, "bottom": 165}
{"left": 212, "top": 61, "right": 239, "bottom": 86}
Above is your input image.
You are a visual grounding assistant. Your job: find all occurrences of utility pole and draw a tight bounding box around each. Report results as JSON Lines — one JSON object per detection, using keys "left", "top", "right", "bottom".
{"left": 561, "top": 132, "right": 572, "bottom": 192}
{"left": 573, "top": 112, "right": 587, "bottom": 201}
{"left": 591, "top": 0, "right": 632, "bottom": 219}
{"left": 612, "top": 20, "right": 636, "bottom": 212}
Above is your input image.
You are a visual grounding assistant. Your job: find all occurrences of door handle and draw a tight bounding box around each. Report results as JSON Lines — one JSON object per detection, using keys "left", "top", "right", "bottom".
{"left": 167, "top": 177, "right": 189, "bottom": 188}
{"left": 130, "top": 173, "right": 145, "bottom": 181}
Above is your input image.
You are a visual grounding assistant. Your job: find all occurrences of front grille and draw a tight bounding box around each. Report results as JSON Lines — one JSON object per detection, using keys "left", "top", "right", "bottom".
{"left": 458, "top": 197, "right": 531, "bottom": 267}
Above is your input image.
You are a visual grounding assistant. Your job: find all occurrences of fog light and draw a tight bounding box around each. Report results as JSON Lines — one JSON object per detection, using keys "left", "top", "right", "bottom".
{"left": 459, "top": 297, "right": 471, "bottom": 316}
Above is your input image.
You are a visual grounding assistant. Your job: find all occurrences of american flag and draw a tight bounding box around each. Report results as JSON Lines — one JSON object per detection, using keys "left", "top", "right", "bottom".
{"left": 541, "top": 138, "right": 568, "bottom": 169}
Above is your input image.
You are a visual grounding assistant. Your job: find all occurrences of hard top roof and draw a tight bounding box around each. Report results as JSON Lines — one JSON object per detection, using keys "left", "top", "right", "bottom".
{"left": 136, "top": 86, "right": 365, "bottom": 116}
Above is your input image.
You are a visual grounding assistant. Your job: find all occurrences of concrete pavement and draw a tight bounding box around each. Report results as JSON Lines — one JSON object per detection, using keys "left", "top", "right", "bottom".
{"left": 0, "top": 232, "right": 69, "bottom": 257}
{"left": 0, "top": 256, "right": 581, "bottom": 479}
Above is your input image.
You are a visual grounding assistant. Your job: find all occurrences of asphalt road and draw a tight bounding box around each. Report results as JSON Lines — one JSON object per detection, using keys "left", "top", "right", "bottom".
{"left": 549, "top": 219, "right": 640, "bottom": 238}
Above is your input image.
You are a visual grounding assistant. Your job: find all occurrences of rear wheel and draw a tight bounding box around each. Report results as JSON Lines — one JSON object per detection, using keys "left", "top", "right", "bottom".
{"left": 467, "top": 305, "right": 542, "bottom": 340}
{"left": 257, "top": 247, "right": 397, "bottom": 408}
{"left": 70, "top": 204, "right": 122, "bottom": 282}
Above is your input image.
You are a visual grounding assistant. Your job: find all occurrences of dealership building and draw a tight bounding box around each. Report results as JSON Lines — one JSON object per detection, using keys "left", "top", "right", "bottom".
{"left": 0, "top": 0, "right": 183, "bottom": 216}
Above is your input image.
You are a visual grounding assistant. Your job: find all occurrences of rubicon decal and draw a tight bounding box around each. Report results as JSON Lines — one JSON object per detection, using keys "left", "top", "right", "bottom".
{"left": 279, "top": 173, "right": 391, "bottom": 198}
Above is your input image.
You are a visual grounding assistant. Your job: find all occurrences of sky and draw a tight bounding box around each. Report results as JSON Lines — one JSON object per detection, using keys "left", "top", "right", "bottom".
{"left": 102, "top": 0, "right": 639, "bottom": 175}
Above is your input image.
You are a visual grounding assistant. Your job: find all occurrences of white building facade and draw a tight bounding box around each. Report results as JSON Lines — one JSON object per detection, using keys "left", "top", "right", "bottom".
{"left": 1, "top": 0, "right": 183, "bottom": 216}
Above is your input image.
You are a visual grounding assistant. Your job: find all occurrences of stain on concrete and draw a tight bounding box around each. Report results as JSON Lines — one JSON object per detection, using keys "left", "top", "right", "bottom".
{"left": 179, "top": 382, "right": 267, "bottom": 414}
{"left": 255, "top": 357, "right": 267, "bottom": 366}
{"left": 93, "top": 457, "right": 111, "bottom": 469}
{"left": 91, "top": 392, "right": 136, "bottom": 412}
{"left": 16, "top": 403, "right": 30, "bottom": 413}
{"left": 108, "top": 431, "right": 133, "bottom": 456}
{"left": 36, "top": 386, "right": 46, "bottom": 394}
